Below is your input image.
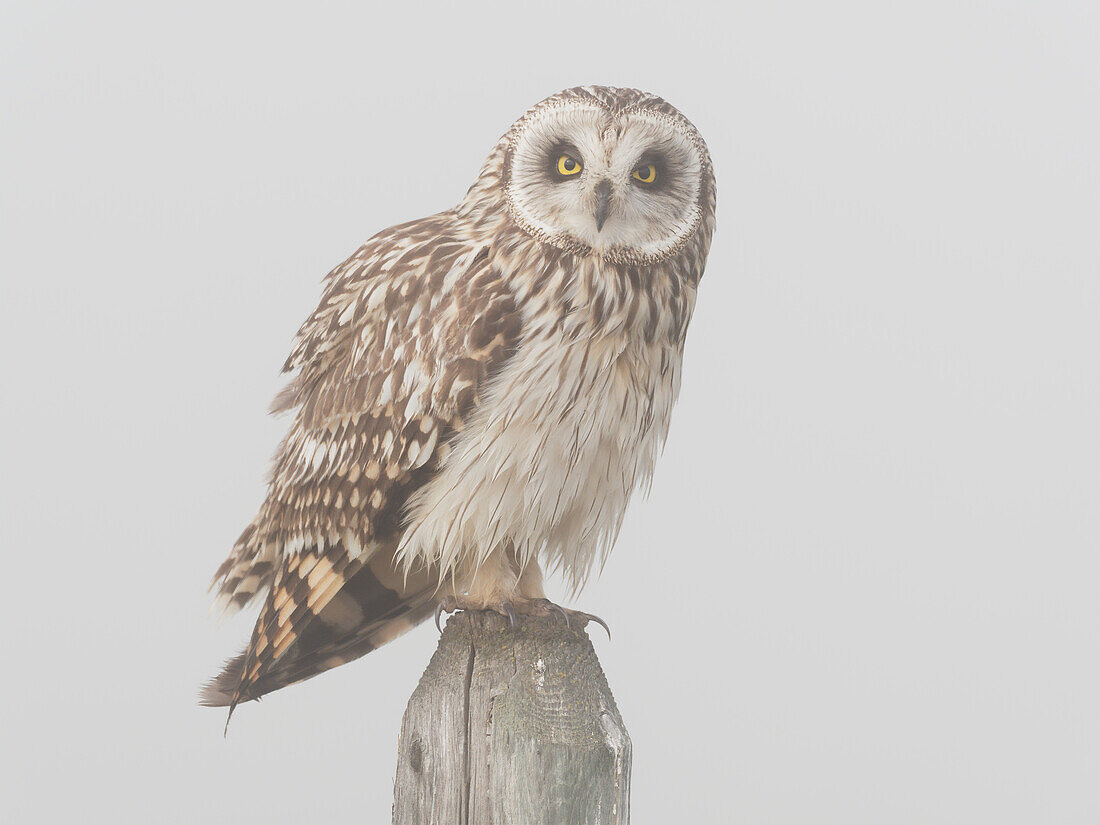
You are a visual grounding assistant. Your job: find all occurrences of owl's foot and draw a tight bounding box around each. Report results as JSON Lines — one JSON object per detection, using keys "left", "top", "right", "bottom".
{"left": 435, "top": 596, "right": 609, "bottom": 639}
{"left": 436, "top": 595, "right": 519, "bottom": 630}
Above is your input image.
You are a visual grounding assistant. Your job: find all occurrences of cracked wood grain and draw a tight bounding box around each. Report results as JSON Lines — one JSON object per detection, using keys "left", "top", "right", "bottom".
{"left": 393, "top": 611, "right": 631, "bottom": 825}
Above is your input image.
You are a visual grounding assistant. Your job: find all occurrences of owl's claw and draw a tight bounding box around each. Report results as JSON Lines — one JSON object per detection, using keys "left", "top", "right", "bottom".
{"left": 435, "top": 595, "right": 463, "bottom": 633}
{"left": 434, "top": 602, "right": 446, "bottom": 634}
{"left": 584, "top": 612, "right": 611, "bottom": 640}
{"left": 530, "top": 599, "right": 611, "bottom": 640}
{"left": 537, "top": 598, "right": 572, "bottom": 627}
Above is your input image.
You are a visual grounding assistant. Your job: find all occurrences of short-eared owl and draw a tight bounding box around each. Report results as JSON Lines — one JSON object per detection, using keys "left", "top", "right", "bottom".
{"left": 203, "top": 86, "right": 716, "bottom": 712}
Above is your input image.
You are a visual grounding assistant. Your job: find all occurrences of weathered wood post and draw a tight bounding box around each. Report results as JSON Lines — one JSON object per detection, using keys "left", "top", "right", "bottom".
{"left": 393, "top": 611, "right": 631, "bottom": 825}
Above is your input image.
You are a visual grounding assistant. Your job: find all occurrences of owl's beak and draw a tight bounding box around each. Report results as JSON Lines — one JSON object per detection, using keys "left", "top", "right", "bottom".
{"left": 593, "top": 180, "right": 612, "bottom": 232}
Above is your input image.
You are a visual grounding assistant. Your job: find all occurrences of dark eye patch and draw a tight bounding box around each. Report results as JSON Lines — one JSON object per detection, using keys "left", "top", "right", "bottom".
{"left": 546, "top": 141, "right": 584, "bottom": 182}
{"left": 631, "top": 152, "right": 669, "bottom": 190}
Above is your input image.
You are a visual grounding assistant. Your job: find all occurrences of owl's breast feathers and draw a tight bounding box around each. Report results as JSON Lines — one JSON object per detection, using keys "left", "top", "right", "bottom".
{"left": 397, "top": 232, "right": 700, "bottom": 590}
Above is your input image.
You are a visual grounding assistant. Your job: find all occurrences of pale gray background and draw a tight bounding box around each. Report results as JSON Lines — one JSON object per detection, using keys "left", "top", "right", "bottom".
{"left": 1, "top": 1, "right": 1097, "bottom": 823}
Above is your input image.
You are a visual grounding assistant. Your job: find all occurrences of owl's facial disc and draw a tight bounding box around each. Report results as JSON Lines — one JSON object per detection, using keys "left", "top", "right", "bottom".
{"left": 505, "top": 103, "right": 705, "bottom": 264}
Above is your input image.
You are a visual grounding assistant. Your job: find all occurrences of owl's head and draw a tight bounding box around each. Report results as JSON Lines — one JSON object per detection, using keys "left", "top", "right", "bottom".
{"left": 500, "top": 86, "right": 714, "bottom": 266}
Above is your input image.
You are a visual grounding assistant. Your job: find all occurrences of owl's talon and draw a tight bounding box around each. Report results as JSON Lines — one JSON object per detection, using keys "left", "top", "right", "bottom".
{"left": 434, "top": 602, "right": 446, "bottom": 634}
{"left": 583, "top": 612, "right": 612, "bottom": 641}
{"left": 532, "top": 598, "right": 572, "bottom": 628}
{"left": 502, "top": 600, "right": 518, "bottom": 628}
{"left": 549, "top": 602, "right": 571, "bottom": 628}
{"left": 434, "top": 596, "right": 462, "bottom": 633}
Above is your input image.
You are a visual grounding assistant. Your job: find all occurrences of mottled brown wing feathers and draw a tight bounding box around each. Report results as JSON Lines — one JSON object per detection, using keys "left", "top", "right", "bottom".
{"left": 205, "top": 212, "right": 519, "bottom": 709}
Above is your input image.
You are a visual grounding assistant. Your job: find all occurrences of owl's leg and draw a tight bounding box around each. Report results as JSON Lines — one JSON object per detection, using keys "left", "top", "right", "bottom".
{"left": 512, "top": 549, "right": 546, "bottom": 601}
{"left": 463, "top": 546, "right": 530, "bottom": 606}
{"left": 435, "top": 548, "right": 525, "bottom": 627}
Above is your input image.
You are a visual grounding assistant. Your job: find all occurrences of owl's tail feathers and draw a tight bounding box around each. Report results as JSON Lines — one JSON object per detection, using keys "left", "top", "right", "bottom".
{"left": 200, "top": 650, "right": 249, "bottom": 709}
{"left": 199, "top": 552, "right": 437, "bottom": 708}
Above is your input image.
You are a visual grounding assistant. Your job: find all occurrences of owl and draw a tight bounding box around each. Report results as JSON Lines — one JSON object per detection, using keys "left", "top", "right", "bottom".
{"left": 203, "top": 86, "right": 716, "bottom": 715}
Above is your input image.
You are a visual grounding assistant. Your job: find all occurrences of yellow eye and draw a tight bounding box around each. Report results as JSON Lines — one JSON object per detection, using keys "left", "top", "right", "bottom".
{"left": 632, "top": 163, "right": 657, "bottom": 184}
{"left": 556, "top": 154, "right": 582, "bottom": 176}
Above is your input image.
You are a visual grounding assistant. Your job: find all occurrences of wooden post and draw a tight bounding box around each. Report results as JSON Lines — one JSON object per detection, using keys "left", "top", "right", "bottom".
{"left": 393, "top": 610, "right": 631, "bottom": 825}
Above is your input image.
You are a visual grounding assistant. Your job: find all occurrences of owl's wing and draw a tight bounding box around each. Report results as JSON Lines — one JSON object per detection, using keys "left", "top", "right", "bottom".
{"left": 204, "top": 211, "right": 519, "bottom": 710}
